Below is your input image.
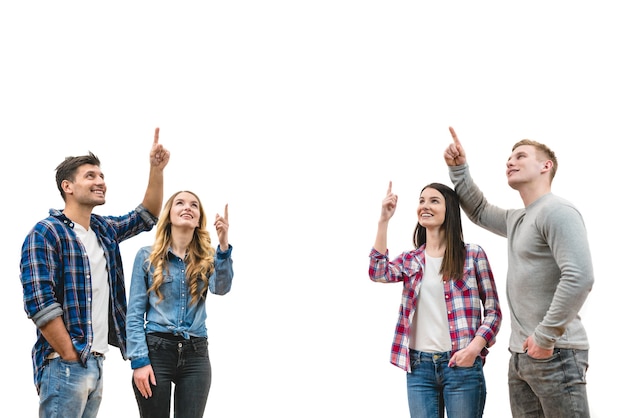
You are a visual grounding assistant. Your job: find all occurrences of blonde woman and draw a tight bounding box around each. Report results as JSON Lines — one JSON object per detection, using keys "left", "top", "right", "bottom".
{"left": 126, "top": 190, "right": 233, "bottom": 418}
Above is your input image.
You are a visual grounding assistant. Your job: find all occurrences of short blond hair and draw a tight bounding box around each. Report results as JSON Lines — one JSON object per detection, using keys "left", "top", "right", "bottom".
{"left": 513, "top": 139, "right": 558, "bottom": 182}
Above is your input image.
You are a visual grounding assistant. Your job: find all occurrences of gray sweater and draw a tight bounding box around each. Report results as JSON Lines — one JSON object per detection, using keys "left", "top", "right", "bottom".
{"left": 449, "top": 164, "right": 594, "bottom": 353}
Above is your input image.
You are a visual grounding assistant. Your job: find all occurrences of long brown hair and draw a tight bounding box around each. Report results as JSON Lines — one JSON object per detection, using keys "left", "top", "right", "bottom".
{"left": 412, "top": 183, "right": 466, "bottom": 281}
{"left": 147, "top": 190, "right": 216, "bottom": 304}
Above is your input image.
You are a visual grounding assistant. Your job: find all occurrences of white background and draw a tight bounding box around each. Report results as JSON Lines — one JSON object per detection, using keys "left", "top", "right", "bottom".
{"left": 2, "top": 2, "right": 622, "bottom": 417}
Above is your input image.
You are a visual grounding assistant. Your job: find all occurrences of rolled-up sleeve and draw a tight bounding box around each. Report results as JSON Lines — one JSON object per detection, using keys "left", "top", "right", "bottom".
{"left": 20, "top": 227, "right": 64, "bottom": 327}
{"left": 210, "top": 244, "right": 234, "bottom": 295}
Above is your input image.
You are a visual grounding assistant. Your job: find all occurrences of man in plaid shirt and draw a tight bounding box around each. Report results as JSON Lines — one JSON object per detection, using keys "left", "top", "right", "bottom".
{"left": 20, "top": 128, "right": 170, "bottom": 418}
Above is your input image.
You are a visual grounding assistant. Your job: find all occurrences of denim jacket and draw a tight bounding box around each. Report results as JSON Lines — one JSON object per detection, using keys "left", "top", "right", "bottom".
{"left": 126, "top": 244, "right": 234, "bottom": 369}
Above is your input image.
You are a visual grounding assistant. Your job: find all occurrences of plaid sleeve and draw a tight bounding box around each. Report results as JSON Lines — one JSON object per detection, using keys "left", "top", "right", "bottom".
{"left": 369, "top": 248, "right": 400, "bottom": 283}
{"left": 369, "top": 248, "right": 420, "bottom": 283}
{"left": 20, "top": 226, "right": 64, "bottom": 326}
{"left": 472, "top": 245, "right": 502, "bottom": 347}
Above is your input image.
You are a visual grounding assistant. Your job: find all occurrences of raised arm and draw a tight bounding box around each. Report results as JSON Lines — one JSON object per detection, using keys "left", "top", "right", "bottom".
{"left": 212, "top": 205, "right": 233, "bottom": 295}
{"left": 215, "top": 204, "right": 229, "bottom": 251}
{"left": 444, "top": 126, "right": 509, "bottom": 237}
{"left": 142, "top": 127, "right": 170, "bottom": 217}
{"left": 373, "top": 181, "right": 397, "bottom": 254}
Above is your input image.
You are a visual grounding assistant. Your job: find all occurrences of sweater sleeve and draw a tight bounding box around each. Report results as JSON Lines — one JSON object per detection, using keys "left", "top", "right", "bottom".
{"left": 533, "top": 202, "right": 594, "bottom": 349}
{"left": 449, "top": 164, "right": 508, "bottom": 238}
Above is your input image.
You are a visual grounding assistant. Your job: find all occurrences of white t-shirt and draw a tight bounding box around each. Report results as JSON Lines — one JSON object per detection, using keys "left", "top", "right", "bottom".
{"left": 74, "top": 224, "right": 110, "bottom": 354}
{"left": 410, "top": 253, "right": 452, "bottom": 352}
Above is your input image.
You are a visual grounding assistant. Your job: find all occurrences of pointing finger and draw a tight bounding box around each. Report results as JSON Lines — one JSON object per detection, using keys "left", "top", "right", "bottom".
{"left": 449, "top": 126, "right": 461, "bottom": 147}
{"left": 153, "top": 127, "right": 160, "bottom": 144}
{"left": 386, "top": 181, "right": 392, "bottom": 195}
{"left": 223, "top": 203, "right": 229, "bottom": 221}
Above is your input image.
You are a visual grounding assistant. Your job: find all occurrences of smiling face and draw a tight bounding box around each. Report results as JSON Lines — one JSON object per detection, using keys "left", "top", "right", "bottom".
{"left": 169, "top": 191, "right": 201, "bottom": 230}
{"left": 62, "top": 164, "right": 107, "bottom": 207}
{"left": 417, "top": 187, "right": 446, "bottom": 230}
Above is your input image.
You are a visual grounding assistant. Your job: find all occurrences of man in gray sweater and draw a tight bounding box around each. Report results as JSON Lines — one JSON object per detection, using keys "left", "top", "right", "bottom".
{"left": 443, "top": 126, "right": 594, "bottom": 417}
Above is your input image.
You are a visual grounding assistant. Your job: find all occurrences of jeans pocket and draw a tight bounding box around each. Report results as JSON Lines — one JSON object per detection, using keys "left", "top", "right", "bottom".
{"left": 58, "top": 358, "right": 82, "bottom": 365}
{"left": 525, "top": 351, "right": 559, "bottom": 363}
{"left": 146, "top": 334, "right": 166, "bottom": 352}
{"left": 455, "top": 356, "right": 483, "bottom": 370}
{"left": 191, "top": 338, "right": 209, "bottom": 358}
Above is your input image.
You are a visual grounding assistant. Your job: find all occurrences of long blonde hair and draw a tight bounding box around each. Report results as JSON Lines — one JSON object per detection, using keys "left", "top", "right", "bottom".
{"left": 147, "top": 190, "right": 216, "bottom": 304}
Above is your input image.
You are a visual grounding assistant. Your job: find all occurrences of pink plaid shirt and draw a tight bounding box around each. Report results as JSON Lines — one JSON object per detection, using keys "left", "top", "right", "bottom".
{"left": 369, "top": 243, "right": 502, "bottom": 372}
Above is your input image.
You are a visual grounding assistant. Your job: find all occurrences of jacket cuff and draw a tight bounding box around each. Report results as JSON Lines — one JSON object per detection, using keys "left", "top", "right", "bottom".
{"left": 131, "top": 356, "right": 151, "bottom": 370}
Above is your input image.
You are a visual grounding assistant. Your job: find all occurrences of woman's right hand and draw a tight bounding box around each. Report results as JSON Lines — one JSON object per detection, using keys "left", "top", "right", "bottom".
{"left": 380, "top": 181, "right": 398, "bottom": 223}
{"left": 133, "top": 364, "right": 157, "bottom": 399}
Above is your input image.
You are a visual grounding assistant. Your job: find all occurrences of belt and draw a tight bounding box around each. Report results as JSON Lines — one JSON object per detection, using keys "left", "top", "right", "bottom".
{"left": 46, "top": 351, "right": 105, "bottom": 359}
{"left": 409, "top": 349, "right": 451, "bottom": 362}
{"left": 151, "top": 331, "right": 187, "bottom": 341}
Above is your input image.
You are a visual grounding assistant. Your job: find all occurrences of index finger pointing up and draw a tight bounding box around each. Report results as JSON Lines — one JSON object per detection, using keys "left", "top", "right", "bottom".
{"left": 448, "top": 126, "right": 461, "bottom": 147}
{"left": 387, "top": 181, "right": 393, "bottom": 195}
{"left": 223, "top": 203, "right": 229, "bottom": 221}
{"left": 153, "top": 127, "right": 160, "bottom": 144}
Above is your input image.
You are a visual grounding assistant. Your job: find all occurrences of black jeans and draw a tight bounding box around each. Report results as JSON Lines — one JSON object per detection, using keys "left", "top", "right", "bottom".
{"left": 133, "top": 333, "right": 211, "bottom": 418}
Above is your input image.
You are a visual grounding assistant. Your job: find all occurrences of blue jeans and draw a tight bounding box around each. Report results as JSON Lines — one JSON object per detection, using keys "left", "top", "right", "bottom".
{"left": 508, "top": 348, "right": 589, "bottom": 418}
{"left": 407, "top": 350, "right": 486, "bottom": 418}
{"left": 133, "top": 334, "right": 211, "bottom": 418}
{"left": 38, "top": 353, "right": 104, "bottom": 418}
